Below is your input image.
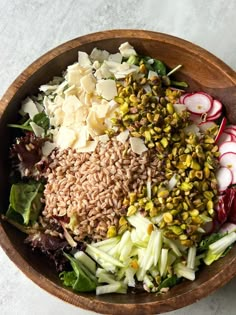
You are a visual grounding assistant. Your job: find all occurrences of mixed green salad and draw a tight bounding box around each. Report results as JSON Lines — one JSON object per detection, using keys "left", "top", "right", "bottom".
{"left": 3, "top": 42, "right": 236, "bottom": 295}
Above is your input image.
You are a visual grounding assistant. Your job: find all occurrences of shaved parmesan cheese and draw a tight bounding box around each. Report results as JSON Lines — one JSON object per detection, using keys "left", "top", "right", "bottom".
{"left": 74, "top": 126, "right": 89, "bottom": 149}
{"left": 119, "top": 42, "right": 137, "bottom": 58}
{"left": 68, "top": 70, "right": 83, "bottom": 87}
{"left": 117, "top": 130, "right": 129, "bottom": 144}
{"left": 94, "top": 63, "right": 113, "bottom": 80}
{"left": 80, "top": 73, "right": 96, "bottom": 93}
{"left": 108, "top": 53, "right": 122, "bottom": 63}
{"left": 54, "top": 80, "right": 68, "bottom": 95}
{"left": 64, "top": 85, "right": 77, "bottom": 97}
{"left": 92, "top": 101, "right": 110, "bottom": 118}
{"left": 42, "top": 141, "right": 57, "bottom": 156}
{"left": 74, "top": 107, "right": 88, "bottom": 124}
{"left": 77, "top": 140, "right": 98, "bottom": 152}
{"left": 129, "top": 137, "right": 148, "bottom": 155}
{"left": 97, "top": 134, "right": 110, "bottom": 143}
{"left": 54, "top": 126, "right": 77, "bottom": 149}
{"left": 78, "top": 51, "right": 92, "bottom": 67}
{"left": 39, "top": 84, "right": 58, "bottom": 93}
{"left": 87, "top": 110, "right": 106, "bottom": 137}
{"left": 20, "top": 97, "right": 39, "bottom": 119}
{"left": 96, "top": 79, "right": 117, "bottom": 100}
{"left": 90, "top": 48, "right": 109, "bottom": 62}
{"left": 30, "top": 122, "right": 44, "bottom": 137}
{"left": 62, "top": 95, "right": 83, "bottom": 113}
{"left": 93, "top": 60, "right": 101, "bottom": 70}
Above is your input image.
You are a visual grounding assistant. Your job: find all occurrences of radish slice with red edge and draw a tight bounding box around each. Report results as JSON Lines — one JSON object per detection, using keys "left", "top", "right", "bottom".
{"left": 216, "top": 167, "right": 233, "bottom": 191}
{"left": 231, "top": 134, "right": 236, "bottom": 141}
{"left": 225, "top": 125, "right": 236, "bottom": 131}
{"left": 179, "top": 93, "right": 190, "bottom": 104}
{"left": 219, "top": 152, "right": 236, "bottom": 184}
{"left": 183, "top": 92, "right": 213, "bottom": 114}
{"left": 207, "top": 111, "right": 222, "bottom": 121}
{"left": 217, "top": 132, "right": 233, "bottom": 146}
{"left": 215, "top": 117, "right": 227, "bottom": 143}
{"left": 224, "top": 128, "right": 236, "bottom": 137}
{"left": 206, "top": 99, "right": 222, "bottom": 119}
{"left": 219, "top": 141, "right": 236, "bottom": 156}
{"left": 198, "top": 121, "right": 217, "bottom": 132}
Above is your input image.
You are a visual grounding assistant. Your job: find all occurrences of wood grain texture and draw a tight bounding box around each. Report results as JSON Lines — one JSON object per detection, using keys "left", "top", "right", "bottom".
{"left": 0, "top": 30, "right": 236, "bottom": 315}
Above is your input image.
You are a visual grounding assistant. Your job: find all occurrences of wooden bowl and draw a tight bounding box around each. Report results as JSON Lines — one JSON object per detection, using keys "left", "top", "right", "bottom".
{"left": 1, "top": 30, "right": 236, "bottom": 315}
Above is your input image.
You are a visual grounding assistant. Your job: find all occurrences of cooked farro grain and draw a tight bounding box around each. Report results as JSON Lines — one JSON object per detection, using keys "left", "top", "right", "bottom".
{"left": 42, "top": 139, "right": 163, "bottom": 241}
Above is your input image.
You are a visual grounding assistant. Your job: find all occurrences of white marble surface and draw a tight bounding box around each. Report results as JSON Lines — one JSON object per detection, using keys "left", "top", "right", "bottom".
{"left": 1, "top": 0, "right": 236, "bottom": 314}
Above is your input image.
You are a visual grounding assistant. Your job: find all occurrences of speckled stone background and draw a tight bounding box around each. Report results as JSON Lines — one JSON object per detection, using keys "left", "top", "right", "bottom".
{"left": 1, "top": 0, "right": 236, "bottom": 314}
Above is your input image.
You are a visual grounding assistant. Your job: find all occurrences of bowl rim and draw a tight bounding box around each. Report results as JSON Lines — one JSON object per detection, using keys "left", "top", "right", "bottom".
{"left": 1, "top": 29, "right": 236, "bottom": 314}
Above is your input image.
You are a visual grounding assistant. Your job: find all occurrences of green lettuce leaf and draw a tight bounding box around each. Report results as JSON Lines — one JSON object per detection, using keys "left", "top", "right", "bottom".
{"left": 6, "top": 181, "right": 44, "bottom": 225}
{"left": 33, "top": 112, "right": 49, "bottom": 131}
{"left": 60, "top": 253, "right": 97, "bottom": 292}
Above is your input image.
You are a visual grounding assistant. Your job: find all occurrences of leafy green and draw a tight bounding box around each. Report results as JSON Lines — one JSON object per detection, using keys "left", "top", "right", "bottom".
{"left": 170, "top": 80, "right": 188, "bottom": 88}
{"left": 152, "top": 59, "right": 166, "bottom": 76}
{"left": 33, "top": 112, "right": 50, "bottom": 131}
{"left": 60, "top": 271, "right": 77, "bottom": 287}
{"left": 142, "top": 56, "right": 167, "bottom": 76}
{"left": 198, "top": 233, "right": 225, "bottom": 252}
{"left": 158, "top": 275, "right": 179, "bottom": 291}
{"left": 7, "top": 124, "right": 33, "bottom": 131}
{"left": 8, "top": 112, "right": 49, "bottom": 134}
{"left": 6, "top": 181, "right": 44, "bottom": 225}
{"left": 60, "top": 253, "right": 97, "bottom": 292}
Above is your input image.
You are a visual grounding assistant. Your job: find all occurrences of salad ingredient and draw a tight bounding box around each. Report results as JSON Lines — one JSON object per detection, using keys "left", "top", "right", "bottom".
{"left": 219, "top": 141, "right": 236, "bottom": 156}
{"left": 5, "top": 41, "right": 236, "bottom": 296}
{"left": 217, "top": 132, "right": 233, "bottom": 145}
{"left": 204, "top": 232, "right": 236, "bottom": 265}
{"left": 10, "top": 133, "right": 46, "bottom": 177}
{"left": 183, "top": 92, "right": 212, "bottom": 114}
{"left": 25, "top": 232, "right": 72, "bottom": 272}
{"left": 215, "top": 117, "right": 227, "bottom": 142}
{"left": 42, "top": 139, "right": 161, "bottom": 241}
{"left": 216, "top": 167, "right": 233, "bottom": 191}
{"left": 6, "top": 181, "right": 44, "bottom": 225}
{"left": 206, "top": 99, "right": 222, "bottom": 120}
{"left": 219, "top": 152, "right": 236, "bottom": 183}
{"left": 198, "top": 121, "right": 217, "bottom": 133}
{"left": 60, "top": 253, "right": 97, "bottom": 292}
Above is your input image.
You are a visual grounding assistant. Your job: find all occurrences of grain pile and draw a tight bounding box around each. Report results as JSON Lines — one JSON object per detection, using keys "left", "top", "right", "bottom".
{"left": 42, "top": 139, "right": 162, "bottom": 241}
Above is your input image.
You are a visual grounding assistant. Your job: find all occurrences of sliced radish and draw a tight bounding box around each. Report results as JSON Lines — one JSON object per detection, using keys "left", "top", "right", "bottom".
{"left": 206, "top": 99, "right": 222, "bottom": 119}
{"left": 219, "top": 141, "right": 236, "bottom": 156}
{"left": 225, "top": 125, "right": 236, "bottom": 131}
{"left": 224, "top": 128, "right": 236, "bottom": 137}
{"left": 219, "top": 152, "right": 236, "bottom": 184}
{"left": 183, "top": 92, "right": 213, "bottom": 114}
{"left": 207, "top": 111, "right": 222, "bottom": 121}
{"left": 179, "top": 93, "right": 191, "bottom": 104}
{"left": 231, "top": 134, "right": 236, "bottom": 141}
{"left": 217, "top": 132, "right": 233, "bottom": 146}
{"left": 215, "top": 117, "right": 227, "bottom": 143}
{"left": 198, "top": 121, "right": 217, "bottom": 132}
{"left": 216, "top": 167, "right": 233, "bottom": 191}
